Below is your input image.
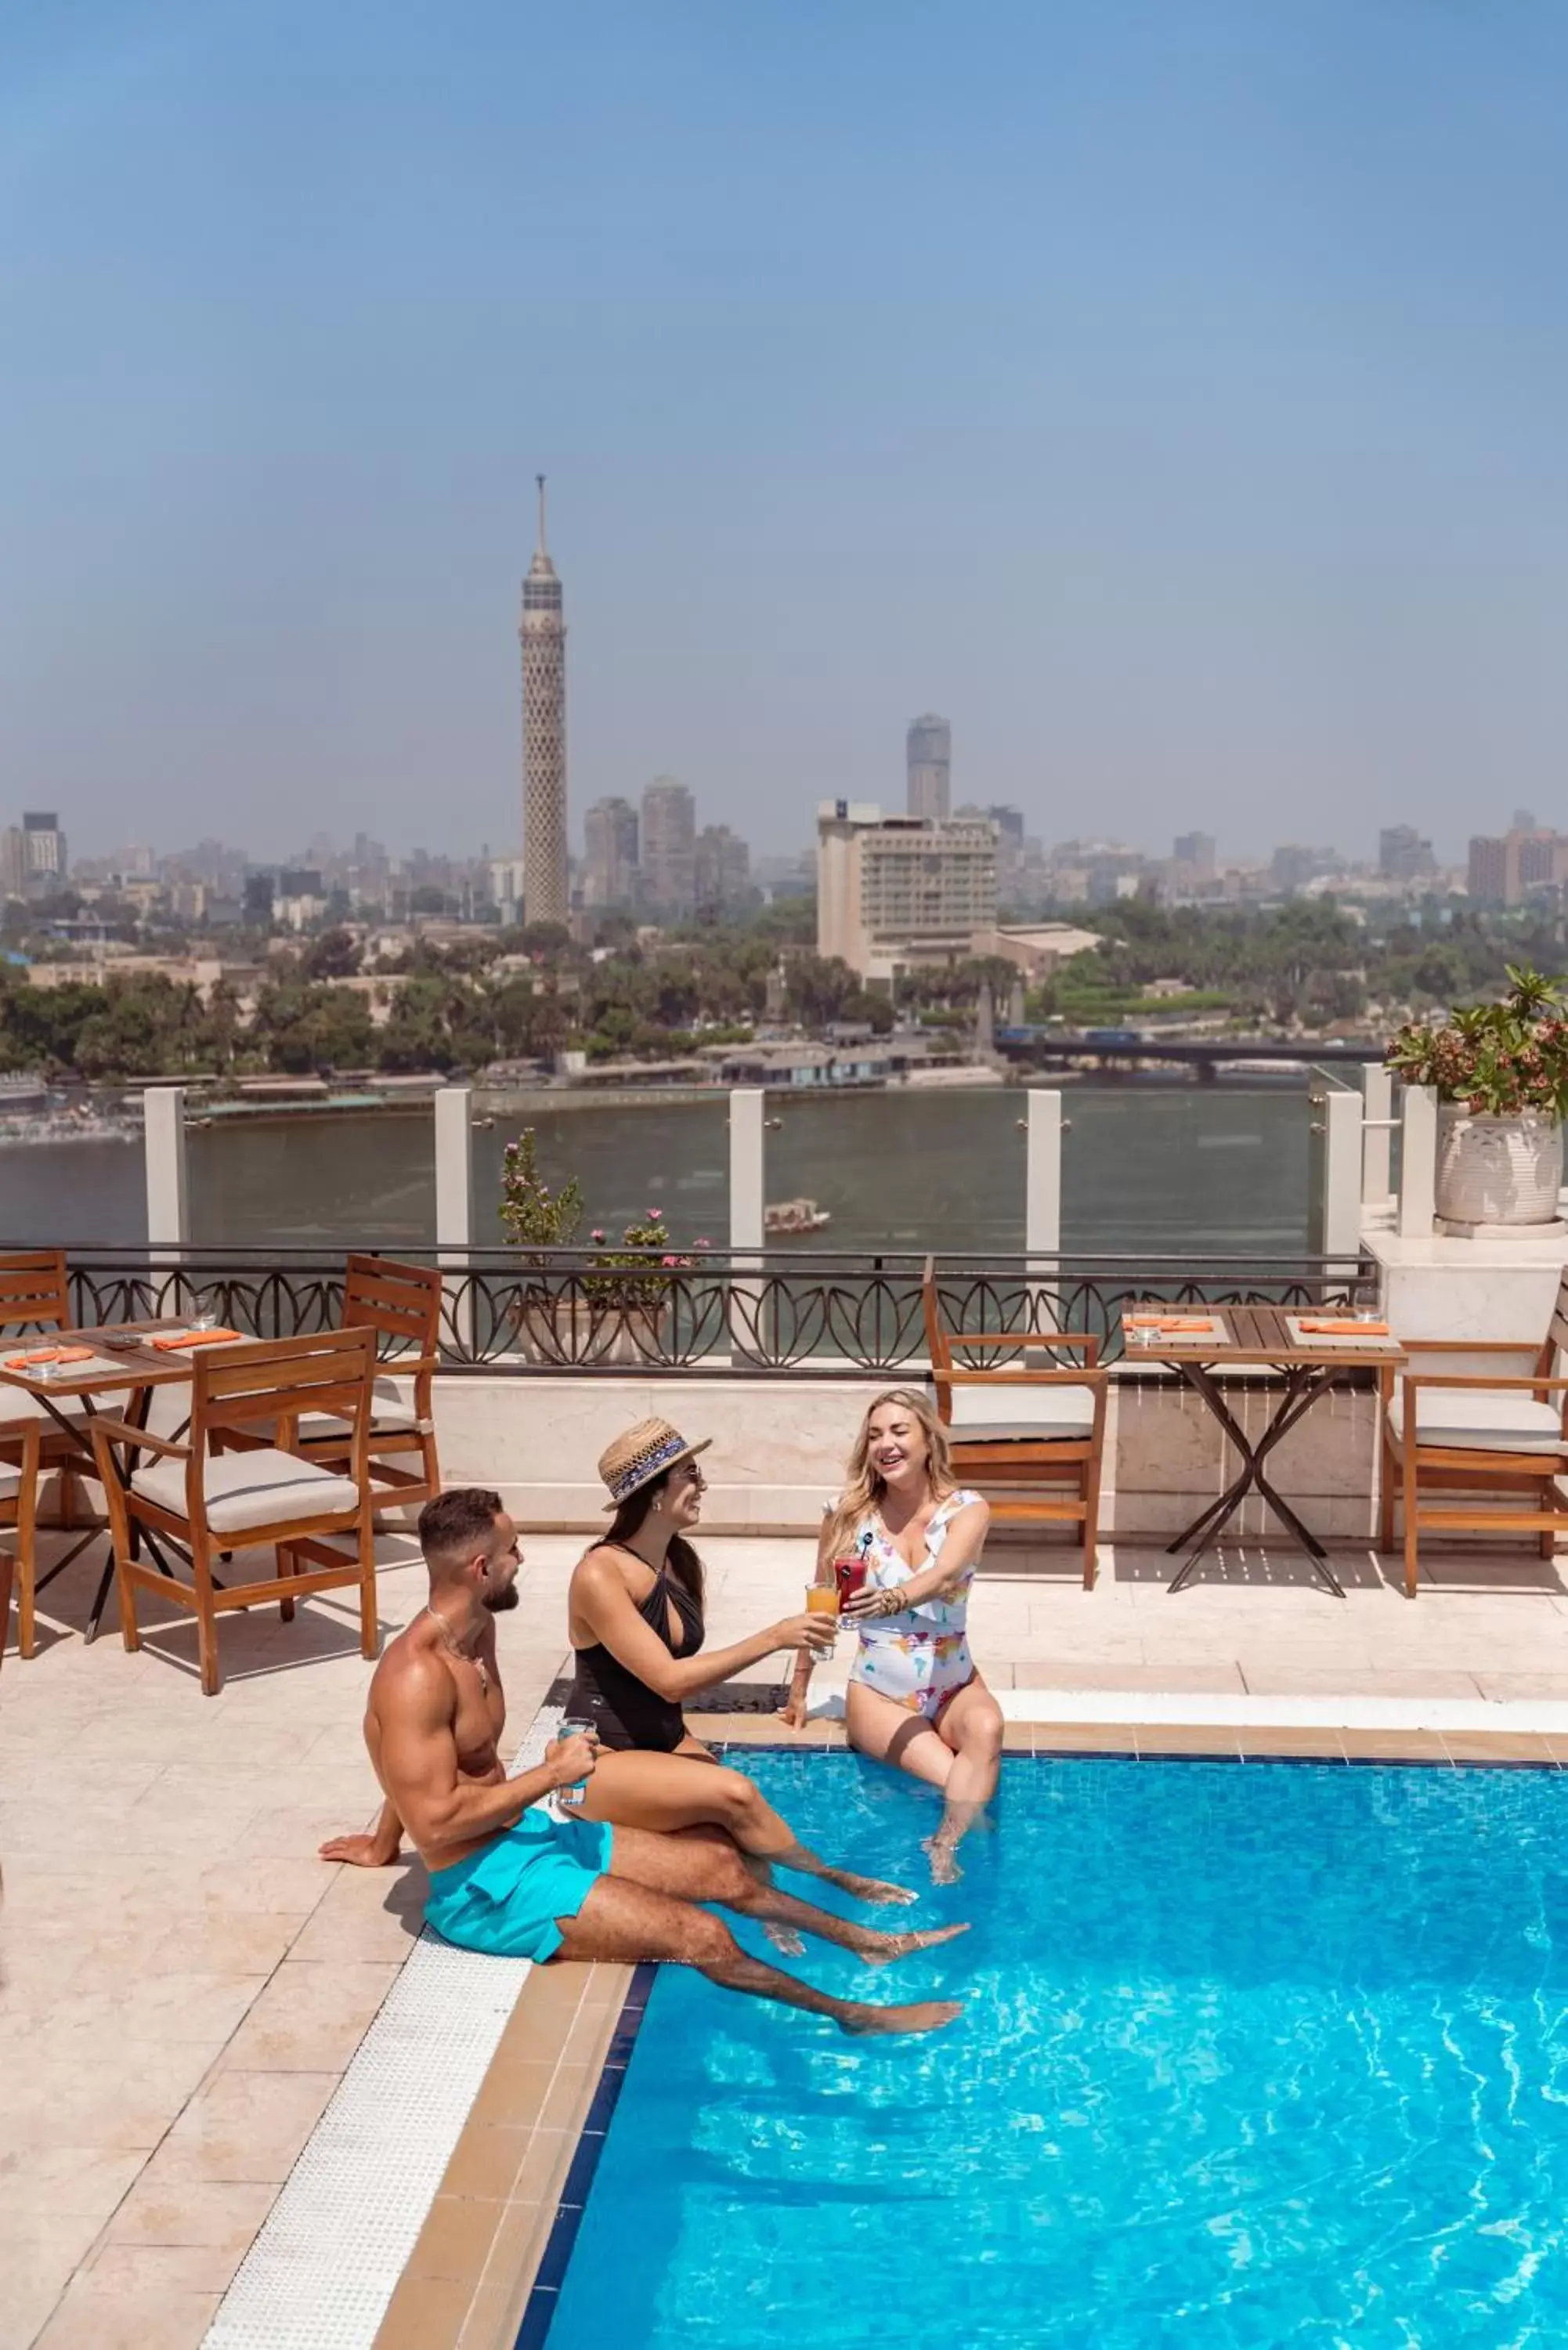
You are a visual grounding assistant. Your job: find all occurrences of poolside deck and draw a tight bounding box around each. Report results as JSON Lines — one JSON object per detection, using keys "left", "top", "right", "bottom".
{"left": 5, "top": 1521, "right": 1568, "bottom": 2349}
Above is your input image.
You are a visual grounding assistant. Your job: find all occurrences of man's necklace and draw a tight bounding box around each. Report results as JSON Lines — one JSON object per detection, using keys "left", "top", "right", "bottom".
{"left": 424, "top": 1606, "right": 490, "bottom": 1695}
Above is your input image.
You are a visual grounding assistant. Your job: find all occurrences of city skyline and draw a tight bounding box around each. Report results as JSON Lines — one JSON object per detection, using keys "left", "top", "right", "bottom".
{"left": 7, "top": 5, "right": 1568, "bottom": 870}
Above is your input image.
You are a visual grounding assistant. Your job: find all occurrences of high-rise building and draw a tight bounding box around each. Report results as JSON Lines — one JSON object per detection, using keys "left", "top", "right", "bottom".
{"left": 816, "top": 801, "right": 997, "bottom": 981}
{"left": 1378, "top": 825, "right": 1436, "bottom": 884}
{"left": 1173, "top": 831, "right": 1216, "bottom": 877}
{"left": 695, "top": 824, "right": 752, "bottom": 911}
{"left": 906, "top": 714, "right": 952, "bottom": 822}
{"left": 519, "top": 475, "right": 567, "bottom": 927}
{"left": 1271, "top": 843, "right": 1339, "bottom": 894}
{"left": 583, "top": 797, "right": 640, "bottom": 908}
{"left": 21, "top": 812, "right": 67, "bottom": 894}
{"left": 640, "top": 777, "right": 696, "bottom": 913}
{"left": 0, "top": 828, "right": 26, "bottom": 902}
{"left": 957, "top": 803, "right": 1024, "bottom": 898}
{"left": 487, "top": 857, "right": 527, "bottom": 924}
{"left": 1468, "top": 827, "right": 1567, "bottom": 907}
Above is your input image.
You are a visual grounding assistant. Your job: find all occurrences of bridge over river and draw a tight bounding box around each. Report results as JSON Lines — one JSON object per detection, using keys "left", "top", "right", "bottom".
{"left": 995, "top": 1029, "right": 1385, "bottom": 1078}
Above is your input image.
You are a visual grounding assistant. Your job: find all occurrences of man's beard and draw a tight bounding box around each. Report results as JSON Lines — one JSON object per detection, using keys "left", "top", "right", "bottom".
{"left": 482, "top": 1580, "right": 522, "bottom": 1614}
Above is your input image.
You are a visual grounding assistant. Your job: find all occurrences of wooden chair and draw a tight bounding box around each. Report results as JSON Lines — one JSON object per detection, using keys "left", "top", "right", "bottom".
{"left": 0, "top": 1249, "right": 88, "bottom": 1470}
{"left": 293, "top": 1254, "right": 443, "bottom": 1514}
{"left": 0, "top": 1424, "right": 41, "bottom": 1668}
{"left": 0, "top": 1249, "right": 92, "bottom": 1636}
{"left": 1378, "top": 1272, "right": 1568, "bottom": 1596}
{"left": 89, "top": 1328, "right": 379, "bottom": 1696}
{"left": 922, "top": 1256, "right": 1109, "bottom": 1588}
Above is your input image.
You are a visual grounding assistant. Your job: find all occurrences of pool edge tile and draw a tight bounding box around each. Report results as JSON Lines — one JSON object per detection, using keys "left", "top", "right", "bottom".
{"left": 369, "top": 1958, "right": 637, "bottom": 2350}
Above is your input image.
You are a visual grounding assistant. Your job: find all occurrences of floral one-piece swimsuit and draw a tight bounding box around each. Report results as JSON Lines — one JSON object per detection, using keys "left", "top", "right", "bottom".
{"left": 847, "top": 1488, "right": 981, "bottom": 1721}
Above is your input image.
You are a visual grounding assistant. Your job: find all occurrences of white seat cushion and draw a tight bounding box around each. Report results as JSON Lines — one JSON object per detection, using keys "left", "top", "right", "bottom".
{"left": 947, "top": 1382, "right": 1097, "bottom": 1442}
{"left": 0, "top": 1388, "right": 88, "bottom": 1428}
{"left": 1390, "top": 1390, "right": 1566, "bottom": 1456}
{"left": 296, "top": 1379, "right": 426, "bottom": 1443}
{"left": 0, "top": 1462, "right": 21, "bottom": 1495}
{"left": 132, "top": 1448, "right": 362, "bottom": 1535}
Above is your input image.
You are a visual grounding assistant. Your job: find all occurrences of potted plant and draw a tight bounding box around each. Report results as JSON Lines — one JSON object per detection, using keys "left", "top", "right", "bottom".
{"left": 583, "top": 1208, "right": 713, "bottom": 1361}
{"left": 497, "top": 1129, "right": 599, "bottom": 1361}
{"left": 1386, "top": 967, "right": 1568, "bottom": 1232}
{"left": 497, "top": 1134, "right": 710, "bottom": 1362}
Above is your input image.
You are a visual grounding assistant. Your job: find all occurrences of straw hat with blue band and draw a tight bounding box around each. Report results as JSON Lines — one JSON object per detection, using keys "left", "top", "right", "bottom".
{"left": 598, "top": 1416, "right": 712, "bottom": 1508}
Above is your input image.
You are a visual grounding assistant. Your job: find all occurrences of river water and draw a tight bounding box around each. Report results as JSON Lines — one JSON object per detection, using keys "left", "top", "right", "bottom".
{"left": 0, "top": 1082, "right": 1317, "bottom": 1259}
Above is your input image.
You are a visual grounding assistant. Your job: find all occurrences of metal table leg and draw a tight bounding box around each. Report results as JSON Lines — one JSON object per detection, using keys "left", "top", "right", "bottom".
{"left": 1165, "top": 1362, "right": 1347, "bottom": 1597}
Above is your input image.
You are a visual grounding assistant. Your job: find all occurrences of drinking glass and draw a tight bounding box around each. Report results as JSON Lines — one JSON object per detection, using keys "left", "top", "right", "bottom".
{"left": 190, "top": 1289, "right": 219, "bottom": 1333}
{"left": 557, "top": 1716, "right": 595, "bottom": 1809}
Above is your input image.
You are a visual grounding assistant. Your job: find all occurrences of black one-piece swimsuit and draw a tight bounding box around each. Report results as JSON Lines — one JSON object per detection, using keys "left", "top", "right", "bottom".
{"left": 567, "top": 1545, "right": 704, "bottom": 1753}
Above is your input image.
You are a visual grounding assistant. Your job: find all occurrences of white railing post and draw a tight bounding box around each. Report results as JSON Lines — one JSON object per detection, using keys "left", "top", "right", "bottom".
{"left": 1024, "top": 1087, "right": 1063, "bottom": 1332}
{"left": 1396, "top": 1082, "right": 1437, "bottom": 1239}
{"left": 1361, "top": 1061, "right": 1393, "bottom": 1218}
{"left": 728, "top": 1086, "right": 764, "bottom": 1251}
{"left": 1321, "top": 1086, "right": 1363, "bottom": 1259}
{"left": 1025, "top": 1088, "right": 1063, "bottom": 1256}
{"left": 143, "top": 1086, "right": 189, "bottom": 1265}
{"left": 728, "top": 1087, "right": 765, "bottom": 1361}
{"left": 435, "top": 1085, "right": 474, "bottom": 1354}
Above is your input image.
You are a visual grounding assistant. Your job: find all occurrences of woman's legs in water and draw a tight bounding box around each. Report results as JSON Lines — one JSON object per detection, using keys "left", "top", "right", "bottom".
{"left": 925, "top": 1676, "right": 1004, "bottom": 1884}
{"left": 551, "top": 1825, "right": 963, "bottom": 2037}
{"left": 576, "top": 1743, "right": 916, "bottom": 1907}
{"left": 608, "top": 1823, "right": 966, "bottom": 1965}
{"left": 845, "top": 1676, "right": 1003, "bottom": 1885}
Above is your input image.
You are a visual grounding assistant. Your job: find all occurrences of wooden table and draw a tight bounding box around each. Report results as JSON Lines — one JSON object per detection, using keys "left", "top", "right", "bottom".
{"left": 1122, "top": 1303, "right": 1407, "bottom": 1596}
{"left": 0, "top": 1318, "right": 247, "bottom": 1642}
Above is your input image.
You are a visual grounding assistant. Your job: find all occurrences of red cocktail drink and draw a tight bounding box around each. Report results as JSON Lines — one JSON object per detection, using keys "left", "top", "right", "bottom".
{"left": 835, "top": 1555, "right": 869, "bottom": 1604}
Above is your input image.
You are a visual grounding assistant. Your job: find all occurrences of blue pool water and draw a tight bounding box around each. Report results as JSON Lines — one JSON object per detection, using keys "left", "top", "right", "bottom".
{"left": 540, "top": 1752, "right": 1568, "bottom": 2349}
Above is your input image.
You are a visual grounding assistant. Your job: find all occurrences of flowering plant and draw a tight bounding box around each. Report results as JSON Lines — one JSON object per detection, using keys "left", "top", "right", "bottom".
{"left": 498, "top": 1129, "right": 584, "bottom": 1256}
{"left": 583, "top": 1206, "right": 712, "bottom": 1312}
{"left": 1386, "top": 967, "right": 1568, "bottom": 1119}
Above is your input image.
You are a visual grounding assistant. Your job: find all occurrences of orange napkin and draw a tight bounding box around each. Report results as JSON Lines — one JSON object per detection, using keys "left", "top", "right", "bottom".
{"left": 5, "top": 1346, "right": 93, "bottom": 1369}
{"left": 1125, "top": 1315, "right": 1216, "bottom": 1332}
{"left": 1297, "top": 1318, "right": 1389, "bottom": 1337}
{"left": 151, "top": 1329, "right": 243, "bottom": 1351}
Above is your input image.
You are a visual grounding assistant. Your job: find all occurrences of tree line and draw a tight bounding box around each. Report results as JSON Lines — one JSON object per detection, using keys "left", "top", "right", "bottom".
{"left": 2, "top": 896, "right": 1558, "bottom": 1080}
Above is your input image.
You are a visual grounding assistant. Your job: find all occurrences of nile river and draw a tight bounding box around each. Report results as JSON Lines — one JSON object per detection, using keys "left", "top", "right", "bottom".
{"left": 0, "top": 1083, "right": 1318, "bottom": 1258}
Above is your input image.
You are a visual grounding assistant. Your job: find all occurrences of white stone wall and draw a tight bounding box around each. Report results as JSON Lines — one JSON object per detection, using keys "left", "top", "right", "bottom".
{"left": 406, "top": 1366, "right": 1390, "bottom": 1543}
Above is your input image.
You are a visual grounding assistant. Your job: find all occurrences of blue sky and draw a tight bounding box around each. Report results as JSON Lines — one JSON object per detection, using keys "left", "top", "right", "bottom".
{"left": 4, "top": 0, "right": 1566, "bottom": 865}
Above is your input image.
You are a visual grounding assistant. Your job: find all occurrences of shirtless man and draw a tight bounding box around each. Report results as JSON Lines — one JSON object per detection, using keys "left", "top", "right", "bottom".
{"left": 320, "top": 1487, "right": 965, "bottom": 2035}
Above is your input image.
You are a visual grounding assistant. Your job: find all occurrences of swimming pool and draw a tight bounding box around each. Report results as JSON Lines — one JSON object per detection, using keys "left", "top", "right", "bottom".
{"left": 531, "top": 1749, "right": 1568, "bottom": 2348}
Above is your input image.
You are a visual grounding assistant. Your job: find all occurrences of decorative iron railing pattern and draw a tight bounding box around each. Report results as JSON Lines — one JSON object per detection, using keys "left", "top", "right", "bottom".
{"left": 45, "top": 1246, "right": 1375, "bottom": 1376}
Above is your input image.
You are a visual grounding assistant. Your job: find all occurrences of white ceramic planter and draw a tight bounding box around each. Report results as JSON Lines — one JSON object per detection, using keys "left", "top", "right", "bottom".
{"left": 1434, "top": 1106, "right": 1563, "bottom": 1231}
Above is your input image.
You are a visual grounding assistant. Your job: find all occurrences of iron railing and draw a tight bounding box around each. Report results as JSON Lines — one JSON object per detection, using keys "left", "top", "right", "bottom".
{"left": 42, "top": 1245, "right": 1376, "bottom": 1376}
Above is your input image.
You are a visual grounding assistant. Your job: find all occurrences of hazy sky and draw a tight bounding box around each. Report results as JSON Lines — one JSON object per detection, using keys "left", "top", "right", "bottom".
{"left": 5, "top": 1, "right": 1567, "bottom": 866}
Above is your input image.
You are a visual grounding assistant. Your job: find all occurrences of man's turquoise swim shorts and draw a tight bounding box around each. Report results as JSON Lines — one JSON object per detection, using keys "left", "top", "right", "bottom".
{"left": 424, "top": 1810, "right": 614, "bottom": 1962}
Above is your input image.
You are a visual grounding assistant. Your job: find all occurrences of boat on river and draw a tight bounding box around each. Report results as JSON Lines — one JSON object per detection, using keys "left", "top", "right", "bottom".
{"left": 764, "top": 1197, "right": 831, "bottom": 1235}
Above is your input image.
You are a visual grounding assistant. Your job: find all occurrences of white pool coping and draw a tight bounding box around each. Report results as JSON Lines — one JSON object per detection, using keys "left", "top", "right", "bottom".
{"left": 807, "top": 1688, "right": 1568, "bottom": 1734}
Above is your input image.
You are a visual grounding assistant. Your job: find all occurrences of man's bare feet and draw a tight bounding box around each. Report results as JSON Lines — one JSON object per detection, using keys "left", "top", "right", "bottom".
{"left": 831, "top": 1868, "right": 919, "bottom": 1908}
{"left": 841, "top": 1998, "right": 964, "bottom": 2037}
{"left": 860, "top": 1920, "right": 970, "bottom": 1969}
{"left": 922, "top": 1834, "right": 963, "bottom": 1888}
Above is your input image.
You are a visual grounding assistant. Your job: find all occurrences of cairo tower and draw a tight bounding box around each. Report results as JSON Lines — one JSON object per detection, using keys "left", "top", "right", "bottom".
{"left": 519, "top": 474, "right": 568, "bottom": 926}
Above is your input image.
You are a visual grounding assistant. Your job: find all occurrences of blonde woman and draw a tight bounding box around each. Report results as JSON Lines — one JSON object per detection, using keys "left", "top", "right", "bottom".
{"left": 823, "top": 1388, "right": 1003, "bottom": 1884}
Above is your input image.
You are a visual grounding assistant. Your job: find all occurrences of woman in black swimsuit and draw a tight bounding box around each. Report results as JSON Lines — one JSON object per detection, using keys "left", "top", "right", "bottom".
{"left": 566, "top": 1417, "right": 915, "bottom": 1910}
